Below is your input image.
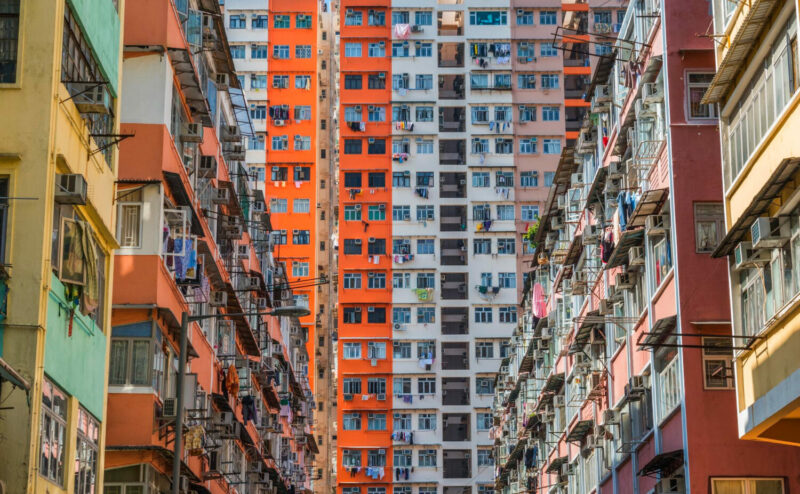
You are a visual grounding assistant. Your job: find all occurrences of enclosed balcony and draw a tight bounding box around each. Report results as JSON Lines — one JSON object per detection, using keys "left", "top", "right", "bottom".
{"left": 437, "top": 11, "right": 463, "bottom": 36}
{"left": 441, "top": 307, "right": 468, "bottom": 335}
{"left": 439, "top": 205, "right": 466, "bottom": 232}
{"left": 439, "top": 140, "right": 466, "bottom": 165}
{"left": 440, "top": 272, "right": 467, "bottom": 299}
{"left": 439, "top": 107, "right": 466, "bottom": 132}
{"left": 440, "top": 238, "right": 467, "bottom": 266}
{"left": 441, "top": 343, "right": 469, "bottom": 370}
{"left": 443, "top": 450, "right": 471, "bottom": 478}
{"left": 440, "top": 172, "right": 467, "bottom": 198}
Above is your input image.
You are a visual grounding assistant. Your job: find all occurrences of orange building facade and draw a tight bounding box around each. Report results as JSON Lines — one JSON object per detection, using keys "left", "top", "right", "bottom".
{"left": 104, "top": 1, "right": 317, "bottom": 492}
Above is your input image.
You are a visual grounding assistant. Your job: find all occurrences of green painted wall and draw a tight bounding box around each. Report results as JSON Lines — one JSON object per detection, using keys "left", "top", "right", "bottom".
{"left": 66, "top": 0, "right": 121, "bottom": 95}
{"left": 44, "top": 273, "right": 107, "bottom": 420}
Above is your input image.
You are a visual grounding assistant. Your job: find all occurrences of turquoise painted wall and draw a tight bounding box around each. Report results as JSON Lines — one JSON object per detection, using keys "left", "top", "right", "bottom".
{"left": 66, "top": 0, "right": 121, "bottom": 96}
{"left": 44, "top": 273, "right": 107, "bottom": 420}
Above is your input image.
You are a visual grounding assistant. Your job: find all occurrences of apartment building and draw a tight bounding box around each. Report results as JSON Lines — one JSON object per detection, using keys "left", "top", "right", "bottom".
{"left": 104, "top": 1, "right": 317, "bottom": 492}
{"left": 493, "top": 1, "right": 800, "bottom": 493}
{"left": 224, "top": 0, "right": 270, "bottom": 190}
{"left": 0, "top": 0, "right": 122, "bottom": 493}
{"left": 704, "top": 0, "right": 800, "bottom": 446}
{"left": 334, "top": 1, "right": 619, "bottom": 494}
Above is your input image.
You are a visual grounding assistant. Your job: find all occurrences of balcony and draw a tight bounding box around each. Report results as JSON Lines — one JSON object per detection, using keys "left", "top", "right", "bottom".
{"left": 440, "top": 272, "right": 468, "bottom": 300}
{"left": 440, "top": 172, "right": 467, "bottom": 198}
{"left": 438, "top": 42, "right": 464, "bottom": 67}
{"left": 440, "top": 238, "right": 467, "bottom": 266}
{"left": 439, "top": 107, "right": 466, "bottom": 132}
{"left": 441, "top": 307, "right": 469, "bottom": 335}
{"left": 437, "top": 11, "right": 463, "bottom": 36}
{"left": 439, "top": 205, "right": 466, "bottom": 232}
{"left": 443, "top": 414, "right": 471, "bottom": 441}
{"left": 439, "top": 140, "right": 466, "bottom": 165}
{"left": 442, "top": 378, "right": 470, "bottom": 406}
{"left": 443, "top": 450, "right": 471, "bottom": 478}
{"left": 438, "top": 75, "right": 466, "bottom": 100}
{"left": 441, "top": 343, "right": 469, "bottom": 370}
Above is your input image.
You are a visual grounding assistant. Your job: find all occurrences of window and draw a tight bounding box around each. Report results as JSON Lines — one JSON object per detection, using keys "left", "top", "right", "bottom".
{"left": 343, "top": 342, "right": 362, "bottom": 359}
{"left": 74, "top": 407, "right": 99, "bottom": 494}
{"left": 416, "top": 172, "right": 434, "bottom": 187}
{"left": 296, "top": 14, "right": 312, "bottom": 28}
{"left": 657, "top": 349, "right": 681, "bottom": 420}
{"left": 416, "top": 272, "right": 435, "bottom": 289}
{"left": 471, "top": 172, "right": 490, "bottom": 189}
{"left": 293, "top": 199, "right": 310, "bottom": 213}
{"left": 368, "top": 272, "right": 386, "bottom": 289}
{"left": 393, "top": 205, "right": 411, "bottom": 221}
{"left": 702, "top": 337, "right": 734, "bottom": 389}
{"left": 499, "top": 306, "right": 517, "bottom": 323}
{"left": 477, "top": 450, "right": 493, "bottom": 466}
{"left": 345, "top": 42, "right": 362, "bottom": 57}
{"left": 419, "top": 413, "right": 436, "bottom": 430}
{"left": 651, "top": 235, "right": 673, "bottom": 287}
{"left": 251, "top": 44, "right": 268, "bottom": 59}
{"left": 367, "top": 449, "right": 386, "bottom": 467}
{"left": 419, "top": 450, "right": 437, "bottom": 467}
{"left": 471, "top": 106, "right": 489, "bottom": 124}
{"left": 343, "top": 412, "right": 362, "bottom": 430}
{"left": 541, "top": 42, "right": 558, "bottom": 57}
{"left": 272, "top": 45, "right": 290, "bottom": 59}
{"left": 517, "top": 10, "right": 533, "bottom": 25}
{"left": 271, "top": 230, "right": 287, "bottom": 245}
{"left": 518, "top": 73, "right": 536, "bottom": 89}
{"left": 496, "top": 205, "right": 514, "bottom": 220}
{"left": 294, "top": 75, "right": 311, "bottom": 89}
{"left": 476, "top": 377, "right": 495, "bottom": 395}
{"left": 229, "top": 14, "right": 246, "bottom": 28}
{"left": 469, "top": 11, "right": 507, "bottom": 25}
{"left": 117, "top": 189, "right": 143, "bottom": 248}
{"left": 368, "top": 413, "right": 387, "bottom": 430}
{"left": 472, "top": 138, "right": 489, "bottom": 154}
{"left": 474, "top": 239, "right": 491, "bottom": 255}
{"left": 498, "top": 273, "right": 515, "bottom": 289}
{"left": 39, "top": 377, "right": 68, "bottom": 485}
{"left": 497, "top": 238, "right": 515, "bottom": 255}
{"left": 343, "top": 307, "right": 362, "bottom": 324}
{"left": 416, "top": 106, "right": 434, "bottom": 121}
{"left": 695, "top": 203, "right": 724, "bottom": 253}
{"left": 542, "top": 106, "right": 560, "bottom": 121}
{"left": 687, "top": 73, "right": 717, "bottom": 119}
{"left": 252, "top": 14, "right": 268, "bottom": 28}
{"left": 292, "top": 261, "right": 309, "bottom": 277}
{"left": 345, "top": 10, "right": 363, "bottom": 25}
{"left": 544, "top": 171, "right": 555, "bottom": 186}
{"left": 521, "top": 205, "right": 539, "bottom": 221}
{"left": 393, "top": 307, "right": 411, "bottom": 323}
{"left": 394, "top": 342, "right": 411, "bottom": 359}
{"left": 393, "top": 73, "right": 409, "bottom": 90}
{"left": 480, "top": 272, "right": 492, "bottom": 287}
{"left": 475, "top": 342, "right": 493, "bottom": 359}
{"left": 230, "top": 45, "right": 245, "bottom": 58}
{"left": 295, "top": 45, "right": 312, "bottom": 58}
{"left": 294, "top": 105, "right": 312, "bottom": 122}
{"left": 470, "top": 73, "right": 489, "bottom": 89}
{"left": 367, "top": 307, "right": 386, "bottom": 323}
{"left": 368, "top": 42, "right": 386, "bottom": 57}
{"left": 543, "top": 138, "right": 561, "bottom": 154}
{"left": 418, "top": 377, "right": 436, "bottom": 394}
{"left": 369, "top": 9, "right": 386, "bottom": 26}
{"left": 274, "top": 14, "right": 290, "bottom": 28}
{"left": 344, "top": 139, "right": 362, "bottom": 154}
{"left": 343, "top": 272, "right": 362, "bottom": 289}
{"left": 417, "top": 238, "right": 435, "bottom": 254}
{"left": 520, "top": 171, "right": 538, "bottom": 187}
{"left": 250, "top": 74, "right": 267, "bottom": 89}
{"left": 415, "top": 11, "right": 432, "bottom": 25}
{"left": 293, "top": 230, "right": 310, "bottom": 245}
{"left": 394, "top": 449, "right": 412, "bottom": 467}
{"left": 250, "top": 105, "right": 267, "bottom": 120}
{"left": 417, "top": 139, "right": 434, "bottom": 154}
{"left": 393, "top": 238, "right": 411, "bottom": 255}
{"left": 392, "top": 42, "right": 409, "bottom": 57}
{"left": 417, "top": 307, "right": 435, "bottom": 323}
{"left": 541, "top": 73, "right": 560, "bottom": 88}
{"left": 517, "top": 42, "right": 535, "bottom": 58}
{"left": 343, "top": 377, "right": 362, "bottom": 395}
{"left": 368, "top": 106, "right": 386, "bottom": 122}
{"left": 368, "top": 205, "right": 386, "bottom": 221}
{"left": 417, "top": 205, "right": 434, "bottom": 221}
{"left": 343, "top": 449, "right": 362, "bottom": 467}
{"left": 344, "top": 173, "right": 363, "bottom": 188}
{"left": 416, "top": 74, "right": 433, "bottom": 90}
{"left": 710, "top": 479, "right": 784, "bottom": 494}
{"left": 368, "top": 73, "right": 386, "bottom": 89}
{"left": 109, "top": 336, "right": 152, "bottom": 386}
{"left": 496, "top": 171, "right": 514, "bottom": 187}
{"left": 475, "top": 307, "right": 492, "bottom": 323}
{"left": 477, "top": 412, "right": 493, "bottom": 430}
{"left": 392, "top": 11, "right": 409, "bottom": 24}
{"left": 540, "top": 10, "right": 557, "bottom": 25}
{"left": 345, "top": 75, "right": 362, "bottom": 89}
{"left": 474, "top": 204, "right": 491, "bottom": 221}
{"left": 368, "top": 139, "right": 386, "bottom": 154}
{"left": 367, "top": 378, "right": 386, "bottom": 395}
{"left": 500, "top": 341, "right": 510, "bottom": 357}
{"left": 368, "top": 173, "right": 385, "bottom": 187}
{"left": 417, "top": 42, "right": 432, "bottom": 57}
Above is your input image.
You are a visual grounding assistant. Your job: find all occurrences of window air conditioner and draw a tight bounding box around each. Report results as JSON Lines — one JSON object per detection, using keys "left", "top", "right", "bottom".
{"left": 221, "top": 125, "right": 241, "bottom": 142}
{"left": 210, "top": 290, "right": 228, "bottom": 307}
{"left": 751, "top": 217, "right": 786, "bottom": 249}
{"left": 602, "top": 408, "right": 618, "bottom": 425}
{"left": 161, "top": 397, "right": 178, "bottom": 418}
{"left": 628, "top": 246, "right": 644, "bottom": 266}
{"left": 216, "top": 73, "right": 229, "bottom": 89}
{"left": 733, "top": 241, "right": 769, "bottom": 271}
{"left": 212, "top": 186, "right": 230, "bottom": 204}
{"left": 274, "top": 119, "right": 285, "bottom": 126}
{"left": 55, "top": 174, "right": 87, "bottom": 205}
{"left": 553, "top": 395, "right": 565, "bottom": 407}
{"left": 199, "top": 155, "right": 218, "bottom": 178}
{"left": 180, "top": 123, "right": 204, "bottom": 143}
{"left": 571, "top": 173, "right": 584, "bottom": 185}
{"left": 615, "top": 272, "right": 634, "bottom": 290}
{"left": 645, "top": 214, "right": 669, "bottom": 236}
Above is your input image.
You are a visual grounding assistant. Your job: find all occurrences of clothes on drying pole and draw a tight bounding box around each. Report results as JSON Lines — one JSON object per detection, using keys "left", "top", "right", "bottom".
{"left": 241, "top": 395, "right": 258, "bottom": 425}
{"left": 348, "top": 188, "right": 362, "bottom": 199}
{"left": 269, "top": 105, "right": 290, "bottom": 120}
{"left": 220, "top": 367, "right": 229, "bottom": 399}
{"left": 415, "top": 288, "right": 432, "bottom": 301}
{"left": 601, "top": 228, "right": 614, "bottom": 263}
{"left": 186, "top": 425, "right": 205, "bottom": 455}
{"left": 524, "top": 445, "right": 538, "bottom": 468}
{"left": 226, "top": 364, "right": 239, "bottom": 397}
{"left": 402, "top": 394, "right": 413, "bottom": 403}
{"left": 414, "top": 187, "right": 429, "bottom": 199}
{"left": 359, "top": 121, "right": 366, "bottom": 132}
{"left": 392, "top": 152, "right": 410, "bottom": 162}
{"left": 394, "top": 23, "right": 410, "bottom": 39}
{"left": 365, "top": 467, "right": 385, "bottom": 480}
{"left": 483, "top": 220, "right": 493, "bottom": 231}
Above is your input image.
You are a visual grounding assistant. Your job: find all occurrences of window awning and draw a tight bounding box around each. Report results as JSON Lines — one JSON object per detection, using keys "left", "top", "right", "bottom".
{"left": 518, "top": 341, "right": 535, "bottom": 374}
{"left": 712, "top": 157, "right": 800, "bottom": 257}
{"left": 637, "top": 449, "right": 684, "bottom": 478}
{"left": 584, "top": 51, "right": 617, "bottom": 102}
{"left": 543, "top": 372, "right": 565, "bottom": 394}
{"left": 166, "top": 48, "right": 211, "bottom": 126}
{"left": 605, "top": 228, "right": 644, "bottom": 269}
{"left": 566, "top": 419, "right": 594, "bottom": 443}
{"left": 585, "top": 167, "right": 609, "bottom": 206}
{"left": 546, "top": 455, "right": 568, "bottom": 473}
{"left": 163, "top": 172, "right": 205, "bottom": 236}
{"left": 627, "top": 187, "right": 668, "bottom": 228}
{"left": 638, "top": 315, "right": 677, "bottom": 350}
{"left": 571, "top": 311, "right": 605, "bottom": 353}
{"left": 564, "top": 234, "right": 584, "bottom": 266}
{"left": 701, "top": 0, "right": 780, "bottom": 104}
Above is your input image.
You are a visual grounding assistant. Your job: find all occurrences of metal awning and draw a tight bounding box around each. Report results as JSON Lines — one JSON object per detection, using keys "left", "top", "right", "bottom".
{"left": 566, "top": 419, "right": 594, "bottom": 443}
{"left": 166, "top": 48, "right": 211, "bottom": 126}
{"left": 507, "top": 438, "right": 527, "bottom": 467}
{"left": 585, "top": 167, "right": 609, "bottom": 206}
{"left": 518, "top": 342, "right": 535, "bottom": 374}
{"left": 638, "top": 315, "right": 677, "bottom": 350}
{"left": 574, "top": 310, "right": 605, "bottom": 346}
{"left": 163, "top": 172, "right": 204, "bottom": 236}
{"left": 546, "top": 456, "right": 568, "bottom": 473}
{"left": 605, "top": 229, "right": 644, "bottom": 269}
{"left": 627, "top": 188, "right": 668, "bottom": 228}
{"left": 638, "top": 449, "right": 684, "bottom": 478}
{"left": 0, "top": 357, "right": 30, "bottom": 391}
{"left": 701, "top": 0, "right": 780, "bottom": 104}
{"left": 543, "top": 372, "right": 565, "bottom": 393}
{"left": 505, "top": 379, "right": 522, "bottom": 405}
{"left": 554, "top": 146, "right": 579, "bottom": 186}
{"left": 712, "top": 157, "right": 800, "bottom": 257}
{"left": 584, "top": 51, "right": 617, "bottom": 102}
{"left": 564, "top": 235, "right": 584, "bottom": 266}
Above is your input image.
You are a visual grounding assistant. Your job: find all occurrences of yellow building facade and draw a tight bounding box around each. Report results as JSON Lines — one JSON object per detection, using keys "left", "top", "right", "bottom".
{"left": 0, "top": 0, "right": 122, "bottom": 492}
{"left": 706, "top": 0, "right": 800, "bottom": 445}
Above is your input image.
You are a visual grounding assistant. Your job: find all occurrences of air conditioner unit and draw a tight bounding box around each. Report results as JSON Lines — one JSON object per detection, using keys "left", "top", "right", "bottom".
{"left": 553, "top": 395, "right": 565, "bottom": 407}
{"left": 541, "top": 327, "right": 552, "bottom": 340}
{"left": 751, "top": 217, "right": 786, "bottom": 249}
{"left": 557, "top": 195, "right": 566, "bottom": 209}
{"left": 598, "top": 299, "right": 612, "bottom": 315}
{"left": 367, "top": 306, "right": 375, "bottom": 312}
{"left": 628, "top": 246, "right": 645, "bottom": 266}
{"left": 210, "top": 290, "right": 228, "bottom": 307}
{"left": 368, "top": 237, "right": 376, "bottom": 243}
{"left": 221, "top": 125, "right": 241, "bottom": 142}
{"left": 344, "top": 394, "right": 353, "bottom": 401}
{"left": 551, "top": 216, "right": 564, "bottom": 229}
{"left": 162, "top": 397, "right": 178, "bottom": 418}
{"left": 411, "top": 24, "right": 422, "bottom": 32}
{"left": 627, "top": 375, "right": 647, "bottom": 396}
{"left": 608, "top": 160, "right": 624, "bottom": 178}
{"left": 583, "top": 224, "right": 600, "bottom": 244}
{"left": 69, "top": 82, "right": 112, "bottom": 114}
{"left": 199, "top": 155, "right": 218, "bottom": 178}
{"left": 377, "top": 393, "right": 386, "bottom": 400}
{"left": 274, "top": 119, "right": 285, "bottom": 126}
{"left": 354, "top": 238, "right": 362, "bottom": 245}
{"left": 643, "top": 82, "right": 663, "bottom": 103}
{"left": 561, "top": 463, "right": 572, "bottom": 476}
{"left": 354, "top": 204, "right": 362, "bottom": 211}
{"left": 645, "top": 214, "right": 669, "bottom": 236}
{"left": 181, "top": 123, "right": 204, "bottom": 143}
{"left": 615, "top": 273, "right": 634, "bottom": 290}
{"left": 215, "top": 73, "right": 229, "bottom": 90}
{"left": 55, "top": 174, "right": 88, "bottom": 205}
{"left": 212, "top": 186, "right": 230, "bottom": 204}
{"left": 602, "top": 408, "right": 618, "bottom": 425}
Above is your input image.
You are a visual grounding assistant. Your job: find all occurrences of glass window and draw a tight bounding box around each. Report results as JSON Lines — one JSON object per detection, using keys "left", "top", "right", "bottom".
{"left": 345, "top": 10, "right": 363, "bottom": 26}
{"left": 516, "top": 10, "right": 533, "bottom": 25}
{"left": 393, "top": 306, "right": 411, "bottom": 323}
{"left": 540, "top": 10, "right": 557, "bottom": 25}
{"left": 417, "top": 238, "right": 435, "bottom": 254}
{"left": 274, "top": 15, "right": 290, "bottom": 28}
{"left": 345, "top": 42, "right": 362, "bottom": 57}
{"left": 542, "top": 106, "right": 560, "bottom": 121}
{"left": 469, "top": 11, "right": 507, "bottom": 25}
{"left": 418, "top": 450, "right": 437, "bottom": 467}
{"left": 74, "top": 407, "right": 99, "bottom": 494}
{"left": 343, "top": 412, "right": 362, "bottom": 430}
{"left": 543, "top": 138, "right": 561, "bottom": 154}
{"left": 367, "top": 412, "right": 386, "bottom": 430}
{"left": 343, "top": 272, "right": 362, "bottom": 289}
{"left": 0, "top": 0, "right": 19, "bottom": 81}
{"left": 272, "top": 45, "right": 290, "bottom": 59}
{"left": 475, "top": 307, "right": 492, "bottom": 323}
{"left": 687, "top": 73, "right": 717, "bottom": 119}
{"left": 343, "top": 342, "right": 362, "bottom": 359}
{"left": 415, "top": 11, "right": 432, "bottom": 25}
{"left": 229, "top": 14, "right": 246, "bottom": 28}
{"left": 252, "top": 14, "right": 268, "bottom": 29}
{"left": 418, "top": 413, "right": 436, "bottom": 430}
{"left": 39, "top": 377, "right": 68, "bottom": 485}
